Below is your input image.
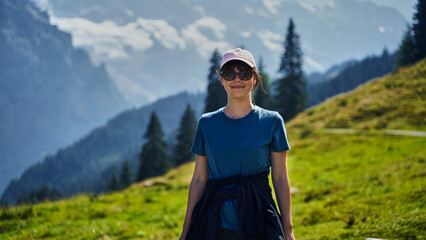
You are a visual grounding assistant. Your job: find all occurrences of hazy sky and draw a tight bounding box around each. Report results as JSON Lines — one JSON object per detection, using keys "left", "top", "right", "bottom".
{"left": 367, "top": 0, "right": 417, "bottom": 21}
{"left": 33, "top": 0, "right": 418, "bottom": 22}
{"left": 300, "top": 0, "right": 417, "bottom": 22}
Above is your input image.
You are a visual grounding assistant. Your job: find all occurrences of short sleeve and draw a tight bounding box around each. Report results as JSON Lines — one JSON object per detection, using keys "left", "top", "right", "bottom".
{"left": 270, "top": 113, "right": 291, "bottom": 152}
{"left": 190, "top": 117, "right": 206, "bottom": 156}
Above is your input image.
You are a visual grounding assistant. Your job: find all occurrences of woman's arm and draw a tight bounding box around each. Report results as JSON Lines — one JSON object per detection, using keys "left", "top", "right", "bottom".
{"left": 271, "top": 150, "right": 295, "bottom": 240}
{"left": 179, "top": 154, "right": 209, "bottom": 240}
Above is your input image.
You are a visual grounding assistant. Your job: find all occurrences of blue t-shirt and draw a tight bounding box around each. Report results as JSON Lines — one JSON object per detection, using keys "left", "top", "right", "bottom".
{"left": 190, "top": 105, "right": 291, "bottom": 229}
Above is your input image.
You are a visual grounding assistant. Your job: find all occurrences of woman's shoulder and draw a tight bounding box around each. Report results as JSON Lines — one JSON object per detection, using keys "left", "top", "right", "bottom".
{"left": 198, "top": 107, "right": 224, "bottom": 122}
{"left": 255, "top": 105, "right": 283, "bottom": 121}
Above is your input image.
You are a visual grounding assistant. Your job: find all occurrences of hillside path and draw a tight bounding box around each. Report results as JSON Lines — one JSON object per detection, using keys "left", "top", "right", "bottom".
{"left": 322, "top": 128, "right": 426, "bottom": 137}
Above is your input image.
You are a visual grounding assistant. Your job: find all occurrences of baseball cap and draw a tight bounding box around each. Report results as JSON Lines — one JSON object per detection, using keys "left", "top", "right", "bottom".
{"left": 220, "top": 48, "right": 256, "bottom": 69}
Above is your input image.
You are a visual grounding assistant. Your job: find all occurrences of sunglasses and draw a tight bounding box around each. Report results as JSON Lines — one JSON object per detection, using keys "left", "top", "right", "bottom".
{"left": 220, "top": 69, "right": 253, "bottom": 81}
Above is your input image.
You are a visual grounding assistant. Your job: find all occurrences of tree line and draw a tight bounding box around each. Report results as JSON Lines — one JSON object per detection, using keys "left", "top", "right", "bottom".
{"left": 395, "top": 0, "right": 425, "bottom": 69}
{"left": 308, "top": 49, "right": 395, "bottom": 107}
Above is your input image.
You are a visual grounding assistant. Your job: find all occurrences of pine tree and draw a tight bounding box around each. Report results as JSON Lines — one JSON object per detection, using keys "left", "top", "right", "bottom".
{"left": 395, "top": 26, "right": 417, "bottom": 68}
{"left": 381, "top": 48, "right": 393, "bottom": 67}
{"left": 380, "top": 48, "right": 395, "bottom": 72}
{"left": 173, "top": 104, "right": 197, "bottom": 166}
{"left": 413, "top": 0, "right": 426, "bottom": 62}
{"left": 137, "top": 111, "right": 170, "bottom": 181}
{"left": 108, "top": 173, "right": 119, "bottom": 192}
{"left": 204, "top": 49, "right": 227, "bottom": 113}
{"left": 120, "top": 160, "right": 133, "bottom": 189}
{"left": 274, "top": 18, "right": 308, "bottom": 121}
{"left": 253, "top": 57, "right": 272, "bottom": 109}
{"left": 16, "top": 185, "right": 61, "bottom": 204}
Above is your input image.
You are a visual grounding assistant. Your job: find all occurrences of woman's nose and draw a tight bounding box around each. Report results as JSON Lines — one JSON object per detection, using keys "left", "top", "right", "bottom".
{"left": 234, "top": 72, "right": 241, "bottom": 81}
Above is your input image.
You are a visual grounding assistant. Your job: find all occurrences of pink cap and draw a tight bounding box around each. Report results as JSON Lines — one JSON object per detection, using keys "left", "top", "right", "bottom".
{"left": 220, "top": 48, "right": 256, "bottom": 69}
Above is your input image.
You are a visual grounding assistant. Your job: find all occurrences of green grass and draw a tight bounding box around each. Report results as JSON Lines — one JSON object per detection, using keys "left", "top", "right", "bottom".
{"left": 288, "top": 132, "right": 425, "bottom": 239}
{"left": 0, "top": 166, "right": 193, "bottom": 240}
{"left": 1, "top": 133, "right": 424, "bottom": 239}
{"left": 288, "top": 58, "right": 426, "bottom": 132}
{"left": 1, "top": 60, "right": 425, "bottom": 239}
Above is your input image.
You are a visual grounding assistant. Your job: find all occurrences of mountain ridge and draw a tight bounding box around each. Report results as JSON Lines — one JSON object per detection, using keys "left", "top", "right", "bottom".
{"left": 0, "top": 0, "right": 130, "bottom": 195}
{"left": 1, "top": 91, "right": 205, "bottom": 204}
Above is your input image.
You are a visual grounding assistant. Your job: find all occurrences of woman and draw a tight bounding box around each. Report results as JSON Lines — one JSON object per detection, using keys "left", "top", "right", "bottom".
{"left": 180, "top": 48, "right": 295, "bottom": 240}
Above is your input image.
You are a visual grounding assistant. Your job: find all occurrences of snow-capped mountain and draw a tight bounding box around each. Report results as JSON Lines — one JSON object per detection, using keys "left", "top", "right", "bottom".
{"left": 0, "top": 0, "right": 130, "bottom": 195}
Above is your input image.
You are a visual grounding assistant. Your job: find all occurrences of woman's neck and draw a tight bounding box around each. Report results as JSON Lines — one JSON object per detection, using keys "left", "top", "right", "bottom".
{"left": 224, "top": 99, "right": 255, "bottom": 119}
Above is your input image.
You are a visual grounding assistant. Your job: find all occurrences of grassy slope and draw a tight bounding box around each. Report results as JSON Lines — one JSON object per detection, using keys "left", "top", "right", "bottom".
{"left": 288, "top": 58, "right": 426, "bottom": 132}
{"left": 1, "top": 60, "right": 425, "bottom": 239}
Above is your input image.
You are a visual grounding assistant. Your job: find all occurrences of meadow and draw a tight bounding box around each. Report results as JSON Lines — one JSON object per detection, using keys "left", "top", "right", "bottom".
{"left": 1, "top": 60, "right": 425, "bottom": 239}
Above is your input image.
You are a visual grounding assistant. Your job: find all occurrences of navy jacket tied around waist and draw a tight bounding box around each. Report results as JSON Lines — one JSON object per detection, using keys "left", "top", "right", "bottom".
{"left": 185, "top": 171, "right": 285, "bottom": 240}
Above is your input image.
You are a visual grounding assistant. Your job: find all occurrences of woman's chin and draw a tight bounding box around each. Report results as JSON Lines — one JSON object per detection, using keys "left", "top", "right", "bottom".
{"left": 229, "top": 93, "right": 250, "bottom": 99}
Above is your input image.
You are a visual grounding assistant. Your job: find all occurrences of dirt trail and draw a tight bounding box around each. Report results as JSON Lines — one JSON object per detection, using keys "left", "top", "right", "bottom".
{"left": 322, "top": 128, "right": 426, "bottom": 137}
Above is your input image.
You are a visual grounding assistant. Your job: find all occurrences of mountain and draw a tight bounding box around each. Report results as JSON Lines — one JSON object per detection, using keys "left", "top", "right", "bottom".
{"left": 1, "top": 59, "right": 424, "bottom": 239}
{"left": 0, "top": 0, "right": 130, "bottom": 195}
{"left": 37, "top": 0, "right": 409, "bottom": 106}
{"left": 306, "top": 59, "right": 357, "bottom": 85}
{"left": 307, "top": 49, "right": 395, "bottom": 107}
{"left": 1, "top": 91, "right": 205, "bottom": 204}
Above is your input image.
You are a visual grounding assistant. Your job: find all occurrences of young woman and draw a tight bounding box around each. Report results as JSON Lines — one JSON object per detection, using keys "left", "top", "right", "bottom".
{"left": 180, "top": 48, "right": 295, "bottom": 240}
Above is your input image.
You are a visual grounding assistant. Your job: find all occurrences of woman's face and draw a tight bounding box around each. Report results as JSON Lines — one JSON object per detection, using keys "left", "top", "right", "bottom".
{"left": 220, "top": 62, "right": 256, "bottom": 100}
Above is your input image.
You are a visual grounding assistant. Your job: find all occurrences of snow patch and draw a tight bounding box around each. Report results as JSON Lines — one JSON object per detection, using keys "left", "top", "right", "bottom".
{"left": 240, "top": 31, "right": 252, "bottom": 38}
{"left": 378, "top": 26, "right": 394, "bottom": 33}
{"left": 124, "top": 9, "right": 134, "bottom": 17}
{"left": 257, "top": 29, "right": 283, "bottom": 51}
{"left": 245, "top": 7, "right": 254, "bottom": 14}
{"left": 137, "top": 18, "right": 186, "bottom": 50}
{"left": 262, "top": 0, "right": 282, "bottom": 14}
{"left": 194, "top": 6, "right": 206, "bottom": 16}
{"left": 305, "top": 56, "right": 325, "bottom": 72}
{"left": 327, "top": 1, "right": 335, "bottom": 8}
{"left": 299, "top": 2, "right": 317, "bottom": 13}
{"left": 182, "top": 17, "right": 232, "bottom": 58}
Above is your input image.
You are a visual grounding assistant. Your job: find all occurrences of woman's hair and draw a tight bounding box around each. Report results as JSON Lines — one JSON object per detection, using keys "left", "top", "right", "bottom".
{"left": 216, "top": 60, "right": 267, "bottom": 94}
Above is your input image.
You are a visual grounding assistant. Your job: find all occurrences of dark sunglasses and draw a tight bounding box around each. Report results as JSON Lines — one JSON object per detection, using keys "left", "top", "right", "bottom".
{"left": 220, "top": 69, "right": 253, "bottom": 81}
